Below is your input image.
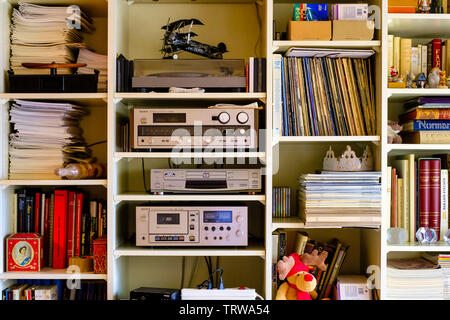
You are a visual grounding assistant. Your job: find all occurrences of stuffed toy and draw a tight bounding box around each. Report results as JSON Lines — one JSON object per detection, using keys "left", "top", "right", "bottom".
{"left": 275, "top": 250, "right": 328, "bottom": 300}
{"left": 387, "top": 120, "right": 402, "bottom": 144}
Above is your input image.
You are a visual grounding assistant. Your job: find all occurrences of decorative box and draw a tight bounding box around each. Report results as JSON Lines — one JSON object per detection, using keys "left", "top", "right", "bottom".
{"left": 287, "top": 21, "right": 332, "bottom": 41}
{"left": 7, "top": 233, "right": 43, "bottom": 272}
{"left": 93, "top": 237, "right": 107, "bottom": 274}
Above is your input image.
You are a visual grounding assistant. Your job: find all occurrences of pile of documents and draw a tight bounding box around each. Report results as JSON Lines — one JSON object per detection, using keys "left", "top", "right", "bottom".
{"left": 9, "top": 100, "right": 95, "bottom": 179}
{"left": 10, "top": 3, "right": 94, "bottom": 75}
{"left": 438, "top": 254, "right": 450, "bottom": 300}
{"left": 387, "top": 258, "right": 444, "bottom": 300}
{"left": 297, "top": 171, "right": 382, "bottom": 227}
{"left": 76, "top": 47, "right": 107, "bottom": 91}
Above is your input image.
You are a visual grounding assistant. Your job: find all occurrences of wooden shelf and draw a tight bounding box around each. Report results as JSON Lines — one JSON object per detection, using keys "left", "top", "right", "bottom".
{"left": 114, "top": 241, "right": 265, "bottom": 258}
{"left": 275, "top": 136, "right": 380, "bottom": 144}
{"left": 114, "top": 152, "right": 266, "bottom": 160}
{"left": 388, "top": 14, "right": 450, "bottom": 38}
{"left": 0, "top": 92, "right": 107, "bottom": 101}
{"left": 1, "top": 268, "right": 107, "bottom": 280}
{"left": 273, "top": 40, "right": 381, "bottom": 52}
{"left": 114, "top": 92, "right": 266, "bottom": 103}
{"left": 272, "top": 217, "right": 305, "bottom": 232}
{"left": 387, "top": 242, "right": 450, "bottom": 252}
{"left": 388, "top": 88, "right": 450, "bottom": 101}
{"left": 115, "top": 193, "right": 265, "bottom": 203}
{"left": 387, "top": 144, "right": 450, "bottom": 153}
{"left": 0, "top": 179, "right": 108, "bottom": 187}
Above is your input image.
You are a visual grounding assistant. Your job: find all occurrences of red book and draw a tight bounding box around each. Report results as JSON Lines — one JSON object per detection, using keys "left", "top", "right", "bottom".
{"left": 432, "top": 39, "right": 442, "bottom": 69}
{"left": 43, "top": 197, "right": 50, "bottom": 267}
{"left": 52, "top": 190, "right": 69, "bottom": 269}
{"left": 419, "top": 159, "right": 441, "bottom": 239}
{"left": 66, "top": 191, "right": 76, "bottom": 262}
{"left": 399, "top": 108, "right": 450, "bottom": 122}
{"left": 34, "top": 191, "right": 40, "bottom": 234}
{"left": 75, "top": 193, "right": 84, "bottom": 257}
{"left": 246, "top": 62, "right": 249, "bottom": 93}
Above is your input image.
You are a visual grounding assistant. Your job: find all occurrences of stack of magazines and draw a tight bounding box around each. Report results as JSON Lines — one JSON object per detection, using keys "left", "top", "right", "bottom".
{"left": 76, "top": 47, "right": 107, "bottom": 91}
{"left": 297, "top": 171, "right": 382, "bottom": 227}
{"left": 9, "top": 100, "right": 95, "bottom": 179}
{"left": 387, "top": 258, "right": 443, "bottom": 300}
{"left": 10, "top": 3, "right": 94, "bottom": 75}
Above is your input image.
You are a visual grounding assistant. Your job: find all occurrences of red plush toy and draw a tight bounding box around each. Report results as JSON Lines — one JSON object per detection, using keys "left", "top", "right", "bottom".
{"left": 275, "top": 250, "right": 328, "bottom": 300}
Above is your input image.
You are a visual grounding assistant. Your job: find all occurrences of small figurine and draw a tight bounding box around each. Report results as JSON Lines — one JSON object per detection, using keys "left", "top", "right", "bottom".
{"left": 388, "top": 121, "right": 403, "bottom": 144}
{"left": 406, "top": 72, "right": 416, "bottom": 88}
{"left": 418, "top": 0, "right": 432, "bottom": 13}
{"left": 439, "top": 70, "right": 448, "bottom": 88}
{"left": 428, "top": 68, "right": 441, "bottom": 88}
{"left": 161, "top": 18, "right": 228, "bottom": 59}
{"left": 416, "top": 73, "right": 427, "bottom": 88}
{"left": 388, "top": 66, "right": 406, "bottom": 88}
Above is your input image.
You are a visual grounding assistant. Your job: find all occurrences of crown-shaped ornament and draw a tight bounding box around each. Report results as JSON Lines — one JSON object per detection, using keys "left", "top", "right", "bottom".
{"left": 323, "top": 145, "right": 373, "bottom": 172}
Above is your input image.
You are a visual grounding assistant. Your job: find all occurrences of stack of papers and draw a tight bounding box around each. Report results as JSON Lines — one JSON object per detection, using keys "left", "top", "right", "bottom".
{"left": 438, "top": 254, "right": 450, "bottom": 300}
{"left": 76, "top": 47, "right": 107, "bottom": 91}
{"left": 297, "top": 171, "right": 382, "bottom": 227}
{"left": 387, "top": 258, "right": 443, "bottom": 300}
{"left": 9, "top": 100, "right": 95, "bottom": 179}
{"left": 10, "top": 3, "right": 94, "bottom": 75}
{"left": 285, "top": 47, "right": 376, "bottom": 58}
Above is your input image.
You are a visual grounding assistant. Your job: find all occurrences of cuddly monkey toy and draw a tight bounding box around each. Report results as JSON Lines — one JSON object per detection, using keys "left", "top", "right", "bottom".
{"left": 275, "top": 250, "right": 328, "bottom": 300}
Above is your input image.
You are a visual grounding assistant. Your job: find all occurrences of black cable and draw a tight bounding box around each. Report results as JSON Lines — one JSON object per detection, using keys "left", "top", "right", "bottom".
{"left": 141, "top": 158, "right": 150, "bottom": 194}
{"left": 180, "top": 256, "right": 186, "bottom": 289}
{"left": 86, "top": 140, "right": 107, "bottom": 148}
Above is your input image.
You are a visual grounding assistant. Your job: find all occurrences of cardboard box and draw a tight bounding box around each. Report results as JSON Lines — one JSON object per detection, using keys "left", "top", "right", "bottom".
{"left": 287, "top": 21, "right": 331, "bottom": 41}
{"left": 332, "top": 20, "right": 375, "bottom": 41}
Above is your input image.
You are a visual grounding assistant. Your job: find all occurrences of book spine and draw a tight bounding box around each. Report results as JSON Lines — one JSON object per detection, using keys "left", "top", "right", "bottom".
{"left": 323, "top": 247, "right": 348, "bottom": 298}
{"left": 34, "top": 191, "right": 40, "bottom": 234}
{"left": 430, "top": 160, "right": 441, "bottom": 240}
{"left": 400, "top": 38, "right": 412, "bottom": 78}
{"left": 441, "top": 169, "right": 449, "bottom": 240}
{"left": 49, "top": 193, "right": 55, "bottom": 267}
{"left": 25, "top": 195, "right": 33, "bottom": 233}
{"left": 422, "top": 44, "right": 428, "bottom": 76}
{"left": 391, "top": 168, "right": 397, "bottom": 228}
{"left": 419, "top": 159, "right": 441, "bottom": 240}
{"left": 401, "top": 109, "right": 450, "bottom": 121}
{"left": 427, "top": 42, "right": 433, "bottom": 75}
{"left": 406, "top": 120, "right": 450, "bottom": 131}
{"left": 43, "top": 196, "right": 50, "bottom": 267}
{"left": 53, "top": 190, "right": 68, "bottom": 269}
{"left": 17, "top": 189, "right": 26, "bottom": 233}
{"left": 397, "top": 178, "right": 404, "bottom": 228}
{"left": 433, "top": 39, "right": 442, "bottom": 69}
{"left": 12, "top": 193, "right": 17, "bottom": 233}
{"left": 387, "top": 166, "right": 392, "bottom": 227}
{"left": 67, "top": 192, "right": 76, "bottom": 262}
{"left": 273, "top": 54, "right": 282, "bottom": 137}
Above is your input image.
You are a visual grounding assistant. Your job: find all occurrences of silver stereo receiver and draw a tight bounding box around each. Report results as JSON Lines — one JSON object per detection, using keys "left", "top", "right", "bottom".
{"left": 150, "top": 168, "right": 262, "bottom": 193}
{"left": 131, "top": 108, "right": 258, "bottom": 149}
{"left": 136, "top": 206, "right": 248, "bottom": 246}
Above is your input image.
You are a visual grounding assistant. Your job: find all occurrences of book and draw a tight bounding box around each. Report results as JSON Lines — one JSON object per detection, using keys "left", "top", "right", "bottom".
{"left": 394, "top": 37, "right": 401, "bottom": 72}
{"left": 392, "top": 159, "right": 410, "bottom": 239}
{"left": 271, "top": 232, "right": 279, "bottom": 296}
{"left": 294, "top": 231, "right": 309, "bottom": 255}
{"left": 397, "top": 178, "right": 404, "bottom": 228}
{"left": 336, "top": 275, "right": 372, "bottom": 300}
{"left": 402, "top": 154, "right": 416, "bottom": 243}
{"left": 431, "top": 39, "right": 443, "bottom": 69}
{"left": 402, "top": 120, "right": 450, "bottom": 131}
{"left": 273, "top": 54, "right": 282, "bottom": 137}
{"left": 400, "top": 108, "right": 450, "bottom": 121}
{"left": 411, "top": 47, "right": 419, "bottom": 75}
{"left": 67, "top": 191, "right": 76, "bottom": 263}
{"left": 400, "top": 38, "right": 412, "bottom": 78}
{"left": 318, "top": 239, "right": 342, "bottom": 299}
{"left": 387, "top": 166, "right": 392, "bottom": 228}
{"left": 402, "top": 131, "right": 450, "bottom": 144}
{"left": 49, "top": 192, "right": 55, "bottom": 267}
{"left": 53, "top": 190, "right": 69, "bottom": 269}
{"left": 441, "top": 169, "right": 449, "bottom": 240}
{"left": 421, "top": 44, "right": 428, "bottom": 76}
{"left": 323, "top": 244, "right": 349, "bottom": 299}
{"left": 419, "top": 159, "right": 441, "bottom": 240}
{"left": 391, "top": 168, "right": 397, "bottom": 228}
{"left": 388, "top": 35, "right": 394, "bottom": 70}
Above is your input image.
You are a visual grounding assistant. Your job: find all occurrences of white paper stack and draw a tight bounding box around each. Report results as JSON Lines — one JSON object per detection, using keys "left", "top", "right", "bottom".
{"left": 10, "top": 3, "right": 94, "bottom": 75}
{"left": 76, "top": 47, "right": 107, "bottom": 91}
{"left": 9, "top": 100, "right": 94, "bottom": 179}
{"left": 297, "top": 171, "right": 382, "bottom": 227}
{"left": 387, "top": 258, "right": 444, "bottom": 300}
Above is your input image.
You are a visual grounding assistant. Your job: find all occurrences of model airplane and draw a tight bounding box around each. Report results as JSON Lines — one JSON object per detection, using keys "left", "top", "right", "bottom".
{"left": 161, "top": 18, "right": 228, "bottom": 59}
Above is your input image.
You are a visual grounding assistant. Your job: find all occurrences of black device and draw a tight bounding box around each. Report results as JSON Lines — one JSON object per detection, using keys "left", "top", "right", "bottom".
{"left": 8, "top": 62, "right": 99, "bottom": 93}
{"left": 130, "top": 287, "right": 180, "bottom": 301}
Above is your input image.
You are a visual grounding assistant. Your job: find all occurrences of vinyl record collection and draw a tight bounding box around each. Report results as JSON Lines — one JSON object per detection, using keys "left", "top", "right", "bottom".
{"left": 276, "top": 55, "right": 376, "bottom": 136}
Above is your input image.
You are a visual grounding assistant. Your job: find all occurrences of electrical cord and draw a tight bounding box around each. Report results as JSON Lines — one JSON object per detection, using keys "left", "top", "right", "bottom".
{"left": 86, "top": 140, "right": 107, "bottom": 148}
{"left": 141, "top": 158, "right": 151, "bottom": 194}
{"left": 180, "top": 256, "right": 186, "bottom": 289}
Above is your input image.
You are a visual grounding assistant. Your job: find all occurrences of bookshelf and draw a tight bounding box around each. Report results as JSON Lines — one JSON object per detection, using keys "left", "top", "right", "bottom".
{"left": 0, "top": 0, "right": 447, "bottom": 301}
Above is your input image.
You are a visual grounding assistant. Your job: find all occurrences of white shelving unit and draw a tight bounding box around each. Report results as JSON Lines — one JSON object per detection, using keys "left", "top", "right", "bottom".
{"left": 0, "top": 0, "right": 448, "bottom": 301}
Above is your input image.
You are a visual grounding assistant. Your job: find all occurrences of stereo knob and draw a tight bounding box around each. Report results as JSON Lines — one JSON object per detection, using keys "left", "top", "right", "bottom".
{"left": 236, "top": 215, "right": 242, "bottom": 223}
{"left": 218, "top": 112, "right": 230, "bottom": 124}
{"left": 235, "top": 230, "right": 243, "bottom": 237}
{"left": 237, "top": 112, "right": 249, "bottom": 124}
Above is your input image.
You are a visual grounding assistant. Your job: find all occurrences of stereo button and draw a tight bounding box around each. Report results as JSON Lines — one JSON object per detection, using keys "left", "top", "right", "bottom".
{"left": 236, "top": 230, "right": 243, "bottom": 237}
{"left": 218, "top": 112, "right": 230, "bottom": 124}
{"left": 237, "top": 112, "right": 249, "bottom": 124}
{"left": 179, "top": 237, "right": 184, "bottom": 241}
{"left": 189, "top": 236, "right": 195, "bottom": 241}
{"left": 227, "top": 227, "right": 231, "bottom": 231}
{"left": 204, "top": 226, "right": 209, "bottom": 231}
{"left": 236, "top": 216, "right": 242, "bottom": 223}
{"left": 212, "top": 227, "right": 216, "bottom": 231}
{"left": 220, "top": 227, "right": 224, "bottom": 231}
{"left": 190, "top": 225, "right": 195, "bottom": 230}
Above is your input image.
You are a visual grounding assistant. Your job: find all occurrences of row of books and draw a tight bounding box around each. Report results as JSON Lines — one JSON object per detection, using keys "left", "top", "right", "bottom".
{"left": 13, "top": 188, "right": 106, "bottom": 269}
{"left": 388, "top": 154, "right": 449, "bottom": 242}
{"left": 273, "top": 54, "right": 376, "bottom": 136}
{"left": 272, "top": 230, "right": 350, "bottom": 300}
{"left": 2, "top": 279, "right": 106, "bottom": 300}
{"left": 297, "top": 171, "right": 382, "bottom": 228}
{"left": 247, "top": 57, "right": 267, "bottom": 93}
{"left": 272, "top": 187, "right": 291, "bottom": 218}
{"left": 293, "top": 3, "right": 369, "bottom": 21}
{"left": 9, "top": 100, "right": 95, "bottom": 180}
{"left": 388, "top": 36, "right": 450, "bottom": 79}
{"left": 398, "top": 97, "right": 450, "bottom": 144}
{"left": 388, "top": 0, "right": 448, "bottom": 14}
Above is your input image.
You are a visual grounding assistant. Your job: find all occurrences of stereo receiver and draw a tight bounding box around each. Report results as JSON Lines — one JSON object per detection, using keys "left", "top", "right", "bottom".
{"left": 131, "top": 108, "right": 258, "bottom": 149}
